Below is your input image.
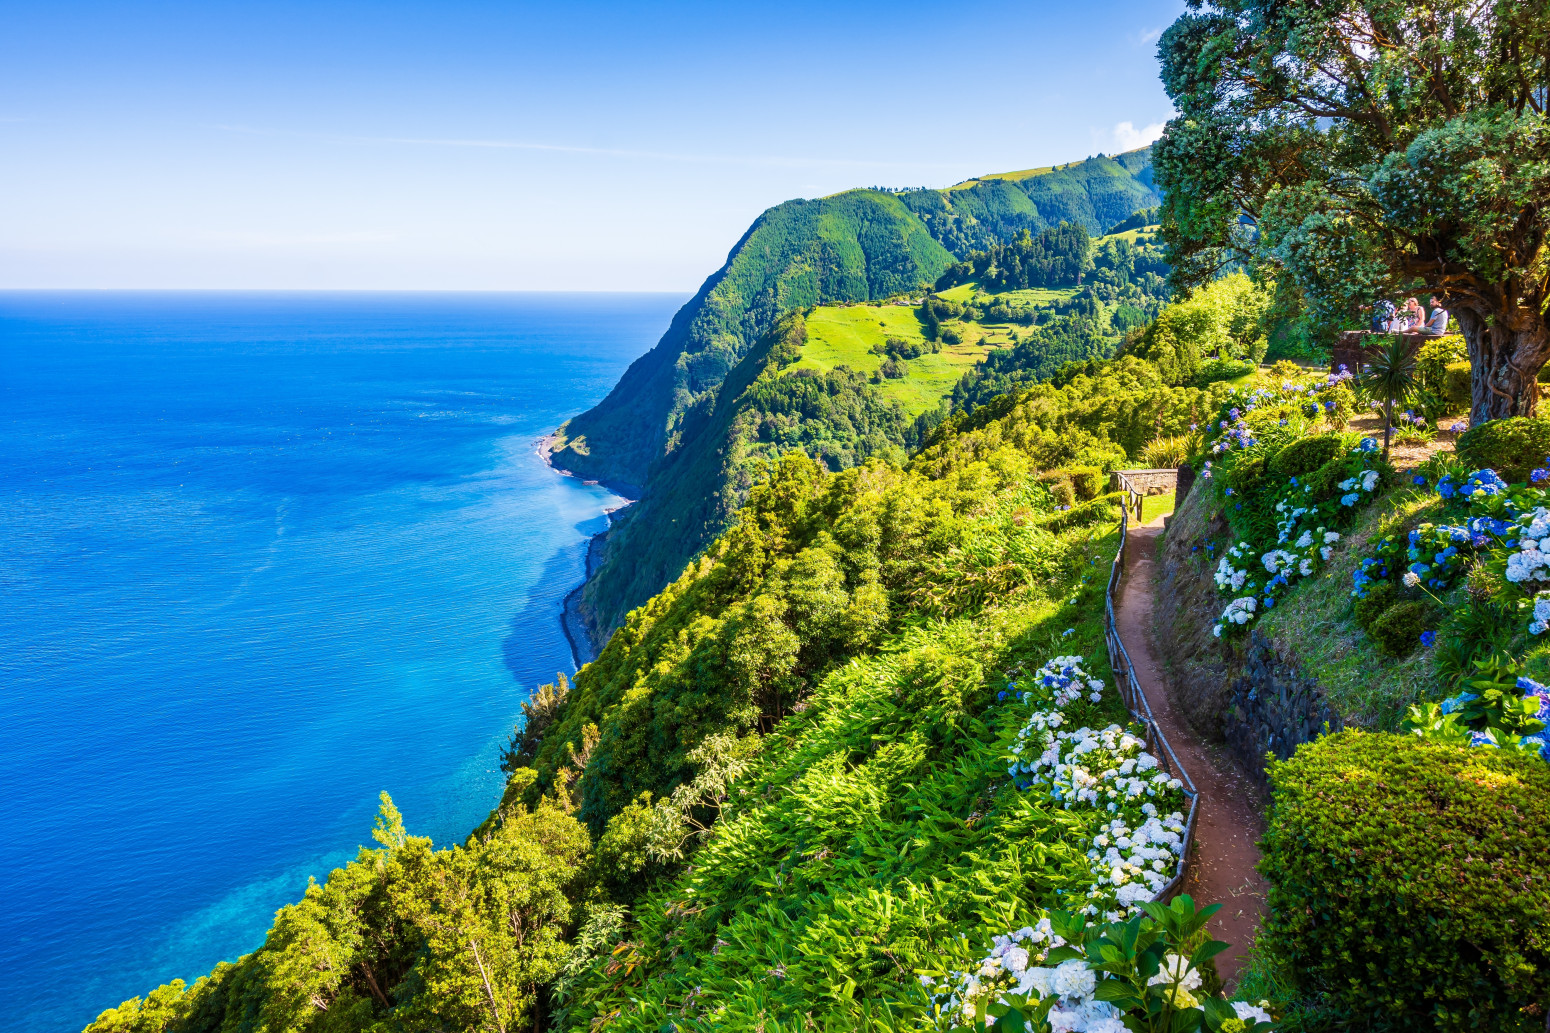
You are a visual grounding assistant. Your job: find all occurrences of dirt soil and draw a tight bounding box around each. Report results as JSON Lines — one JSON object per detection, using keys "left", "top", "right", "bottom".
{"left": 1115, "top": 512, "right": 1269, "bottom": 988}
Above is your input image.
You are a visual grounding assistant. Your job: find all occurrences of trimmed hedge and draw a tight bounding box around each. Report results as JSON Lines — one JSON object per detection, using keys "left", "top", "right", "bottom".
{"left": 1268, "top": 433, "right": 1343, "bottom": 481}
{"left": 1456, "top": 417, "right": 1550, "bottom": 485}
{"left": 1444, "top": 361, "right": 1471, "bottom": 408}
{"left": 1262, "top": 731, "right": 1550, "bottom": 1031}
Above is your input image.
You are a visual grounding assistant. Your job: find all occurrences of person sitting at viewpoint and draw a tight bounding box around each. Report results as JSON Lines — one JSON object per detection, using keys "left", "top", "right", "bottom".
{"left": 1419, "top": 295, "right": 1449, "bottom": 337}
{"left": 1401, "top": 297, "right": 1425, "bottom": 330}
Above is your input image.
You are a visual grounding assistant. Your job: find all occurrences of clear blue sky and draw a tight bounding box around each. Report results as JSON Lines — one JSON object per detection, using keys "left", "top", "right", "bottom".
{"left": 0, "top": 0, "right": 1183, "bottom": 290}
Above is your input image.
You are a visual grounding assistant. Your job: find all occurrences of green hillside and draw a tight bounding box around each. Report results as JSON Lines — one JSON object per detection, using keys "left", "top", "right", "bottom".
{"left": 577, "top": 223, "right": 1172, "bottom": 640}
{"left": 548, "top": 189, "right": 956, "bottom": 492}
{"left": 550, "top": 148, "right": 1160, "bottom": 497}
{"left": 557, "top": 147, "right": 1162, "bottom": 644}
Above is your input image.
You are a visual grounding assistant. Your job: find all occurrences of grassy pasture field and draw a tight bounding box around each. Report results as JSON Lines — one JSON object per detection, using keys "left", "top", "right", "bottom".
{"left": 934, "top": 281, "right": 1081, "bottom": 308}
{"left": 1094, "top": 224, "right": 1160, "bottom": 245}
{"left": 793, "top": 304, "right": 1013, "bottom": 415}
{"left": 944, "top": 163, "right": 1057, "bottom": 190}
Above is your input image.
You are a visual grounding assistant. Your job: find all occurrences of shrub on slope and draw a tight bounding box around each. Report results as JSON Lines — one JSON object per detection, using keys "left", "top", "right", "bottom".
{"left": 1262, "top": 731, "right": 1550, "bottom": 1032}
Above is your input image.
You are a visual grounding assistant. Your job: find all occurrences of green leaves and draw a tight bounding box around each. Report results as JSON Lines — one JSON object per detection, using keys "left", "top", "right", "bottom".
{"left": 1156, "top": 0, "right": 1550, "bottom": 418}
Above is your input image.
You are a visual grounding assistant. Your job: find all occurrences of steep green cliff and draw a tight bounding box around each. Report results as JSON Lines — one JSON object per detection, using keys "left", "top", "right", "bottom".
{"left": 557, "top": 148, "right": 1161, "bottom": 640}
{"left": 547, "top": 190, "right": 955, "bottom": 492}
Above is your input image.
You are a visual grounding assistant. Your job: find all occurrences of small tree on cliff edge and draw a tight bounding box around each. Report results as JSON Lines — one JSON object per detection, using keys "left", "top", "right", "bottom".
{"left": 1152, "top": 0, "right": 1550, "bottom": 424}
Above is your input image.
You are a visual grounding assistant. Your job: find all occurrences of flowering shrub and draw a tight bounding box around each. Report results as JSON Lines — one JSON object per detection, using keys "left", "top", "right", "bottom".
{"left": 1348, "top": 459, "right": 1550, "bottom": 648}
{"left": 927, "top": 898, "right": 1276, "bottom": 1033}
{"left": 1202, "top": 374, "right": 1350, "bottom": 462}
{"left": 1006, "top": 656, "right": 1190, "bottom": 914}
{"left": 1403, "top": 657, "right": 1550, "bottom": 760}
{"left": 1211, "top": 542, "right": 1253, "bottom": 592}
{"left": 1204, "top": 437, "right": 1388, "bottom": 637}
{"left": 1356, "top": 523, "right": 1475, "bottom": 597}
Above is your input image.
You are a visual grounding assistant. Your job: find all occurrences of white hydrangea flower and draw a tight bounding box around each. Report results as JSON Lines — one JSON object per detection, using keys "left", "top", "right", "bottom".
{"left": 1233, "top": 1002, "right": 1273, "bottom": 1024}
{"left": 1051, "top": 959, "right": 1096, "bottom": 1000}
{"left": 1147, "top": 953, "right": 1202, "bottom": 991}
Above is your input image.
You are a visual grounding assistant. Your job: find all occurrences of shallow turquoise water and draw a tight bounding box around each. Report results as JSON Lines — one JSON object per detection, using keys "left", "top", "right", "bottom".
{"left": 0, "top": 291, "right": 681, "bottom": 1032}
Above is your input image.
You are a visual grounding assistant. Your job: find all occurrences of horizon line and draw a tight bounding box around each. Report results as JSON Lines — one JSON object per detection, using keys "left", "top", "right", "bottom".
{"left": 0, "top": 286, "right": 699, "bottom": 294}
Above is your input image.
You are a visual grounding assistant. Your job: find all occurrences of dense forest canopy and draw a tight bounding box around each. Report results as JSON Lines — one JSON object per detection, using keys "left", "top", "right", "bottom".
{"left": 935, "top": 223, "right": 1095, "bottom": 292}
{"left": 1153, "top": 0, "right": 1550, "bottom": 421}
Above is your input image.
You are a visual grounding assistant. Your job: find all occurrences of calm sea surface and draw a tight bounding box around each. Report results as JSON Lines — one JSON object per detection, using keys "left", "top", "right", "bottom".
{"left": 0, "top": 291, "right": 681, "bottom": 1033}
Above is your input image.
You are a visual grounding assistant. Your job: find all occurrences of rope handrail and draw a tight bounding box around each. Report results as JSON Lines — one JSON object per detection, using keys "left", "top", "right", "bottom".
{"left": 1104, "top": 505, "right": 1199, "bottom": 904}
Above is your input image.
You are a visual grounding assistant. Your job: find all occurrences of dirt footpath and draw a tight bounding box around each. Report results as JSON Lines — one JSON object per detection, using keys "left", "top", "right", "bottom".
{"left": 1116, "top": 512, "right": 1269, "bottom": 988}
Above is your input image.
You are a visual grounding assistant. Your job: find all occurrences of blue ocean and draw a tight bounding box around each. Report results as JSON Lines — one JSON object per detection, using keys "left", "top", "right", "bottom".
{"left": 0, "top": 291, "right": 682, "bottom": 1033}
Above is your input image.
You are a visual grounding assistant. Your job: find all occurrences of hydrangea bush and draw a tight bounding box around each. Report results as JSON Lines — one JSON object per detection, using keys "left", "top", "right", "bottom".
{"left": 1403, "top": 656, "right": 1550, "bottom": 760}
{"left": 1005, "top": 657, "right": 1189, "bottom": 914}
{"left": 1349, "top": 455, "right": 1550, "bottom": 669}
{"left": 1204, "top": 436, "right": 1386, "bottom": 638}
{"left": 925, "top": 898, "right": 1275, "bottom": 1033}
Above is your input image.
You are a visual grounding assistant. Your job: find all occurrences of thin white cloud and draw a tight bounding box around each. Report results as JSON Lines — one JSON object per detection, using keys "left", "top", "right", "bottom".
{"left": 1139, "top": 26, "right": 1163, "bottom": 45}
{"left": 208, "top": 123, "right": 961, "bottom": 171}
{"left": 190, "top": 230, "right": 400, "bottom": 247}
{"left": 1112, "top": 120, "right": 1167, "bottom": 150}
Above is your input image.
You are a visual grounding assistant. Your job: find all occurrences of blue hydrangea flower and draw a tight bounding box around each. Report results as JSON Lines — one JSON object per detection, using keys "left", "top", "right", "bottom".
{"left": 1534, "top": 468, "right": 1550, "bottom": 484}
{"left": 1420, "top": 630, "right": 1437, "bottom": 647}
{"left": 1412, "top": 474, "right": 1427, "bottom": 486}
{"left": 1357, "top": 438, "right": 1379, "bottom": 453}
{"left": 1440, "top": 691, "right": 1479, "bottom": 715}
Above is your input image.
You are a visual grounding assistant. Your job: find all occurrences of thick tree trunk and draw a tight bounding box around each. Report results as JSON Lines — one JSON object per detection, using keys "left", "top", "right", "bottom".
{"left": 1457, "top": 303, "right": 1550, "bottom": 424}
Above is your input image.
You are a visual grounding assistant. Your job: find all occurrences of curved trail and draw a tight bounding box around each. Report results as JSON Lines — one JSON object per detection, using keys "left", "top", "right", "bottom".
{"left": 1117, "top": 512, "right": 1268, "bottom": 987}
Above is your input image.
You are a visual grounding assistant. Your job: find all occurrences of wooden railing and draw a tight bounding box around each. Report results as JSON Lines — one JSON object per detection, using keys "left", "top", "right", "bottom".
{"left": 1113, "top": 470, "right": 1146, "bottom": 521}
{"left": 1104, "top": 505, "right": 1200, "bottom": 903}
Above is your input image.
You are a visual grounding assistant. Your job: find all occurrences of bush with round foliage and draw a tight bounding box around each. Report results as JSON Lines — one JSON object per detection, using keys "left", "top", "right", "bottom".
{"left": 1366, "top": 600, "right": 1432, "bottom": 657}
{"left": 1456, "top": 417, "right": 1550, "bottom": 484}
{"left": 1268, "top": 433, "right": 1343, "bottom": 481}
{"left": 1443, "top": 361, "right": 1472, "bottom": 408}
{"left": 1351, "top": 580, "right": 1395, "bottom": 631}
{"left": 1262, "top": 731, "right": 1550, "bottom": 1032}
{"left": 1064, "top": 465, "right": 1104, "bottom": 501}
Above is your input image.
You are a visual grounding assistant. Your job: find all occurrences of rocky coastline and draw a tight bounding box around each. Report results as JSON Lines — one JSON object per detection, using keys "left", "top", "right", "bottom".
{"left": 536, "top": 433, "right": 634, "bottom": 669}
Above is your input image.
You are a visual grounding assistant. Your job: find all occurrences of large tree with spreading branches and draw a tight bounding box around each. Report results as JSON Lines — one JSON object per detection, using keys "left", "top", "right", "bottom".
{"left": 1153, "top": 0, "right": 1550, "bottom": 422}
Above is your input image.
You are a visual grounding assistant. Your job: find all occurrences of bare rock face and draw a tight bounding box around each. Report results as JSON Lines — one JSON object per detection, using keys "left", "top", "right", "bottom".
{"left": 1153, "top": 473, "right": 1345, "bottom": 789}
{"left": 1222, "top": 632, "right": 1346, "bottom": 791}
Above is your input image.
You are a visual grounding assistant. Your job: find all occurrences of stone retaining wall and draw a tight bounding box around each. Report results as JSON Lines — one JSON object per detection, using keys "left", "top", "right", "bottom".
{"left": 1223, "top": 631, "right": 1345, "bottom": 790}
{"left": 1112, "top": 468, "right": 1178, "bottom": 495}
